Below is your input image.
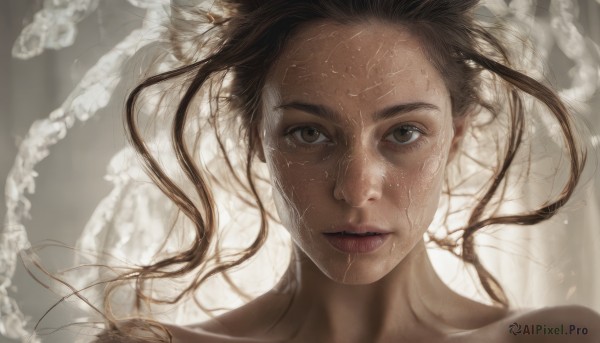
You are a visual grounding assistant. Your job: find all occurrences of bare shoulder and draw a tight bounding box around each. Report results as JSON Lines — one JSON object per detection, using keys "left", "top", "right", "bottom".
{"left": 499, "top": 305, "right": 600, "bottom": 343}
{"left": 163, "top": 322, "right": 250, "bottom": 343}
{"left": 179, "top": 291, "right": 293, "bottom": 342}
{"left": 449, "top": 305, "right": 600, "bottom": 343}
{"left": 89, "top": 319, "right": 251, "bottom": 343}
{"left": 163, "top": 301, "right": 284, "bottom": 343}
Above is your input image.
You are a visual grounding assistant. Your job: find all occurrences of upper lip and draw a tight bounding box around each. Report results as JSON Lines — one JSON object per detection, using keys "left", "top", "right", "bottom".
{"left": 324, "top": 224, "right": 391, "bottom": 234}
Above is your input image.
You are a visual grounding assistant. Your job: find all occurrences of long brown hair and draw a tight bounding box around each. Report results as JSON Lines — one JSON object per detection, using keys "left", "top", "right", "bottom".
{"left": 96, "top": 0, "right": 587, "bottom": 341}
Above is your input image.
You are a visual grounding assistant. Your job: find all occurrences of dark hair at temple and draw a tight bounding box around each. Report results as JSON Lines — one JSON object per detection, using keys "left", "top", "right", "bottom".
{"left": 95, "top": 0, "right": 586, "bottom": 341}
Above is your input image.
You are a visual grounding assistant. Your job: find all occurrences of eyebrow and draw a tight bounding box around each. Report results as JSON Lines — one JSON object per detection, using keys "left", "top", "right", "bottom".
{"left": 275, "top": 101, "right": 440, "bottom": 122}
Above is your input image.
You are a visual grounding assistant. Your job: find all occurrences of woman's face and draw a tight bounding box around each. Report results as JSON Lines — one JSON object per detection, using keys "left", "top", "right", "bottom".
{"left": 259, "top": 21, "right": 456, "bottom": 284}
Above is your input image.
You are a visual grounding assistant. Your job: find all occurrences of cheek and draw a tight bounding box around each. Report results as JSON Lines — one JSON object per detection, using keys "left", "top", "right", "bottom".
{"left": 266, "top": 151, "right": 331, "bottom": 230}
{"left": 414, "top": 154, "right": 445, "bottom": 193}
{"left": 392, "top": 139, "right": 449, "bottom": 233}
{"left": 404, "top": 169, "right": 444, "bottom": 223}
{"left": 409, "top": 120, "right": 452, "bottom": 195}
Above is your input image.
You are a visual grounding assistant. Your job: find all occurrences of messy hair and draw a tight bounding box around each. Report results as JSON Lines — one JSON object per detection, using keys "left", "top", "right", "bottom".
{"left": 95, "top": 0, "right": 586, "bottom": 341}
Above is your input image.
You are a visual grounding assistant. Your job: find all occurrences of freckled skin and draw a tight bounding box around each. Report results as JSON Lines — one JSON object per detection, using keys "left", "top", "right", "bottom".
{"left": 259, "top": 21, "right": 455, "bottom": 284}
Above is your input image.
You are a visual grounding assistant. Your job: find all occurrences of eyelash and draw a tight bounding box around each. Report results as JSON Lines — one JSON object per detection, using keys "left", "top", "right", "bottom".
{"left": 284, "top": 124, "right": 426, "bottom": 151}
{"left": 383, "top": 125, "right": 425, "bottom": 151}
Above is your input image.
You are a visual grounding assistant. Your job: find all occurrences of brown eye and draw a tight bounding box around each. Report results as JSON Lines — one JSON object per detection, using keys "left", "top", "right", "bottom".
{"left": 290, "top": 126, "right": 329, "bottom": 144}
{"left": 301, "top": 127, "right": 320, "bottom": 142}
{"left": 385, "top": 125, "right": 421, "bottom": 145}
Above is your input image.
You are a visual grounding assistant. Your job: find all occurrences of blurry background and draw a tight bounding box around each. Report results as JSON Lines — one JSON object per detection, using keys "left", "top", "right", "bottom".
{"left": 1, "top": 1, "right": 144, "bottom": 342}
{"left": 1, "top": 1, "right": 600, "bottom": 343}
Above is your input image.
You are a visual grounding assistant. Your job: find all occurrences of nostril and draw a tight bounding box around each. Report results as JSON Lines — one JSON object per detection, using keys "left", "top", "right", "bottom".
{"left": 332, "top": 159, "right": 383, "bottom": 206}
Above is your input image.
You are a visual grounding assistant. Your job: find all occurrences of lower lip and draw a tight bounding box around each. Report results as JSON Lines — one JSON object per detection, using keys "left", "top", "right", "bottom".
{"left": 323, "top": 233, "right": 390, "bottom": 254}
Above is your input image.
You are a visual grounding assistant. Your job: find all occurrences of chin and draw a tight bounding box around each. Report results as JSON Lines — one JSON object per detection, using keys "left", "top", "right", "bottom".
{"left": 315, "top": 254, "right": 398, "bottom": 285}
{"left": 330, "top": 273, "right": 387, "bottom": 286}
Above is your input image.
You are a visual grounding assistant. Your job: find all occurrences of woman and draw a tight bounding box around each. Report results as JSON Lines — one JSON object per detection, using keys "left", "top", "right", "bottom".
{"left": 91, "top": 0, "right": 599, "bottom": 342}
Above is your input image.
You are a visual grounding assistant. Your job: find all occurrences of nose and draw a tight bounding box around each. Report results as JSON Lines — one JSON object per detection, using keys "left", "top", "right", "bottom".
{"left": 333, "top": 150, "right": 383, "bottom": 207}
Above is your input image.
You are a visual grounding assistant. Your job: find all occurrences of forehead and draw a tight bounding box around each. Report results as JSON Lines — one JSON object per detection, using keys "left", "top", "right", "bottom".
{"left": 266, "top": 20, "right": 448, "bottom": 107}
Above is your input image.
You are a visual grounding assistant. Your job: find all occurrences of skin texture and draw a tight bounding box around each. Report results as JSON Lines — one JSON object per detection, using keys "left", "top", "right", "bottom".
{"left": 258, "top": 20, "right": 454, "bottom": 287}
{"left": 161, "top": 21, "right": 600, "bottom": 343}
{"left": 252, "top": 20, "right": 500, "bottom": 342}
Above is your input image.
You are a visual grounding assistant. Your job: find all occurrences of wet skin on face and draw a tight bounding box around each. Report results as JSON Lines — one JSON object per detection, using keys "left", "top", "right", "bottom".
{"left": 258, "top": 20, "right": 456, "bottom": 285}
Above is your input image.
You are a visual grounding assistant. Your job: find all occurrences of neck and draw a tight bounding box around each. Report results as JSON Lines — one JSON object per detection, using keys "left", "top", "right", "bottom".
{"left": 269, "top": 240, "right": 493, "bottom": 342}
